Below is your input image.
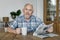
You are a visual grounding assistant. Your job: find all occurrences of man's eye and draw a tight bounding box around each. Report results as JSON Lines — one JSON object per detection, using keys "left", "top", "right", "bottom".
{"left": 25, "top": 9, "right": 27, "bottom": 10}
{"left": 29, "top": 10, "right": 32, "bottom": 11}
{"left": 25, "top": 9, "right": 32, "bottom": 11}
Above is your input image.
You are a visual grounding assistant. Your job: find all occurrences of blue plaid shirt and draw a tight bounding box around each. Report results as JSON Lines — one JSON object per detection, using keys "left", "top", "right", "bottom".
{"left": 9, "top": 15, "right": 43, "bottom": 32}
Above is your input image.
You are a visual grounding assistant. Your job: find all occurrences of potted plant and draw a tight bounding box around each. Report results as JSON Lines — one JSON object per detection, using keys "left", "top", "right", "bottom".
{"left": 10, "top": 9, "right": 21, "bottom": 19}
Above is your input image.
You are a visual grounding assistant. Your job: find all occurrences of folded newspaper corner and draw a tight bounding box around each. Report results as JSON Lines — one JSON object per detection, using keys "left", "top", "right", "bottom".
{"left": 33, "top": 23, "right": 59, "bottom": 39}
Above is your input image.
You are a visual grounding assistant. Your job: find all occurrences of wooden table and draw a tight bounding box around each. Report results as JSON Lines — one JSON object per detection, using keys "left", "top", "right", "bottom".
{"left": 0, "top": 28, "right": 60, "bottom": 40}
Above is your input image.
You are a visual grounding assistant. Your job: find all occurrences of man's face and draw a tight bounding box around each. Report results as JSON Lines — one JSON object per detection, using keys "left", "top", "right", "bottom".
{"left": 23, "top": 5, "right": 33, "bottom": 19}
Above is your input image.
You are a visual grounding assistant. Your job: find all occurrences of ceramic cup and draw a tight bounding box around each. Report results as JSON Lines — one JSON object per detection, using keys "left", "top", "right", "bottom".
{"left": 22, "top": 27, "right": 27, "bottom": 36}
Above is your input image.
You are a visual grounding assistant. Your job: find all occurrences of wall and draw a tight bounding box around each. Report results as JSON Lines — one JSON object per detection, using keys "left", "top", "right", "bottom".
{"left": 0, "top": 0, "right": 43, "bottom": 21}
{"left": 37, "top": 0, "right": 43, "bottom": 21}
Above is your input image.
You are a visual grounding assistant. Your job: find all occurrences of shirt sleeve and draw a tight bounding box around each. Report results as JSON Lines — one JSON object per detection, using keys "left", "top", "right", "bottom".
{"left": 36, "top": 18, "right": 48, "bottom": 33}
{"left": 9, "top": 18, "right": 18, "bottom": 29}
{"left": 36, "top": 18, "right": 43, "bottom": 28}
{"left": 31, "top": 17, "right": 44, "bottom": 32}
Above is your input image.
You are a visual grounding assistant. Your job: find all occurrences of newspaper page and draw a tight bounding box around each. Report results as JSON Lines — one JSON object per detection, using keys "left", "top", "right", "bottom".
{"left": 33, "top": 23, "right": 58, "bottom": 39}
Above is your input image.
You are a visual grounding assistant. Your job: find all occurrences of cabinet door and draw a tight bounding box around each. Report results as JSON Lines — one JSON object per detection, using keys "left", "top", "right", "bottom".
{"left": 44, "top": 0, "right": 59, "bottom": 34}
{"left": 58, "top": 0, "right": 60, "bottom": 34}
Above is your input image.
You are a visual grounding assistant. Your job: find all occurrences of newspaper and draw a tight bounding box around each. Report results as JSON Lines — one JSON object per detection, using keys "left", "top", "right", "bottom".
{"left": 33, "top": 23, "right": 59, "bottom": 39}
{"left": 33, "top": 32, "right": 58, "bottom": 39}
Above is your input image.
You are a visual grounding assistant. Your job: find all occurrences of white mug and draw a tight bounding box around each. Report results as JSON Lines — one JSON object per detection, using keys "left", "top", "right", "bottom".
{"left": 22, "top": 27, "right": 27, "bottom": 36}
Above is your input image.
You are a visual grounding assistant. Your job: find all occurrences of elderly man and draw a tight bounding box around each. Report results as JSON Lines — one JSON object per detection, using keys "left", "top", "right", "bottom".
{"left": 7, "top": 3, "right": 53, "bottom": 34}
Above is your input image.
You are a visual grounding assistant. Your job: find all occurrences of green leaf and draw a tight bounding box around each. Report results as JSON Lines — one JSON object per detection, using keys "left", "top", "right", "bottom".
{"left": 16, "top": 9, "right": 21, "bottom": 16}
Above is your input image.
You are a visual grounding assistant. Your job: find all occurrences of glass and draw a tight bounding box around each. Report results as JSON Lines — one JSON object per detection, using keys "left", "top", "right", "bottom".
{"left": 46, "top": 0, "right": 56, "bottom": 21}
{"left": 58, "top": 0, "right": 60, "bottom": 21}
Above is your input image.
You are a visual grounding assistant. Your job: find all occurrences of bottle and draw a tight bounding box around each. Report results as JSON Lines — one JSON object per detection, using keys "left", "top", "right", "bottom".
{"left": 4, "top": 22, "right": 8, "bottom": 32}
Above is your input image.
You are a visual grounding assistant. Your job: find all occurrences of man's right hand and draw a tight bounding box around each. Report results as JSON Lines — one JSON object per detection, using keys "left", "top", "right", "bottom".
{"left": 7, "top": 27, "right": 21, "bottom": 34}
{"left": 16, "top": 28, "right": 22, "bottom": 34}
{"left": 7, "top": 27, "right": 16, "bottom": 34}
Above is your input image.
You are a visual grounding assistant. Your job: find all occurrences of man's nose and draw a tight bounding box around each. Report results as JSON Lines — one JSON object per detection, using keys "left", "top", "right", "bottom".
{"left": 26, "top": 12, "right": 29, "bottom": 14}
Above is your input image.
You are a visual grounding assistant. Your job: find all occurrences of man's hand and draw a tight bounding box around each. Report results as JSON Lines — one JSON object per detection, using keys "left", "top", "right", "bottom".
{"left": 47, "top": 25, "right": 53, "bottom": 33}
{"left": 7, "top": 27, "right": 22, "bottom": 34}
{"left": 16, "top": 28, "right": 22, "bottom": 34}
{"left": 7, "top": 27, "right": 16, "bottom": 34}
{"left": 46, "top": 23, "right": 54, "bottom": 33}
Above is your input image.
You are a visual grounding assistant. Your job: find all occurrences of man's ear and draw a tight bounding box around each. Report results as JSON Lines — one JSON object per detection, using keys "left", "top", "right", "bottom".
{"left": 32, "top": 9, "right": 34, "bottom": 14}
{"left": 22, "top": 8, "right": 24, "bottom": 13}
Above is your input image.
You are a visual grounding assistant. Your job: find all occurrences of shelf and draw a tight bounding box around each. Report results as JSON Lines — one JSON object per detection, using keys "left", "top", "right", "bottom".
{"left": 59, "top": 1, "right": 60, "bottom": 4}
{"left": 59, "top": 8, "right": 60, "bottom": 10}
